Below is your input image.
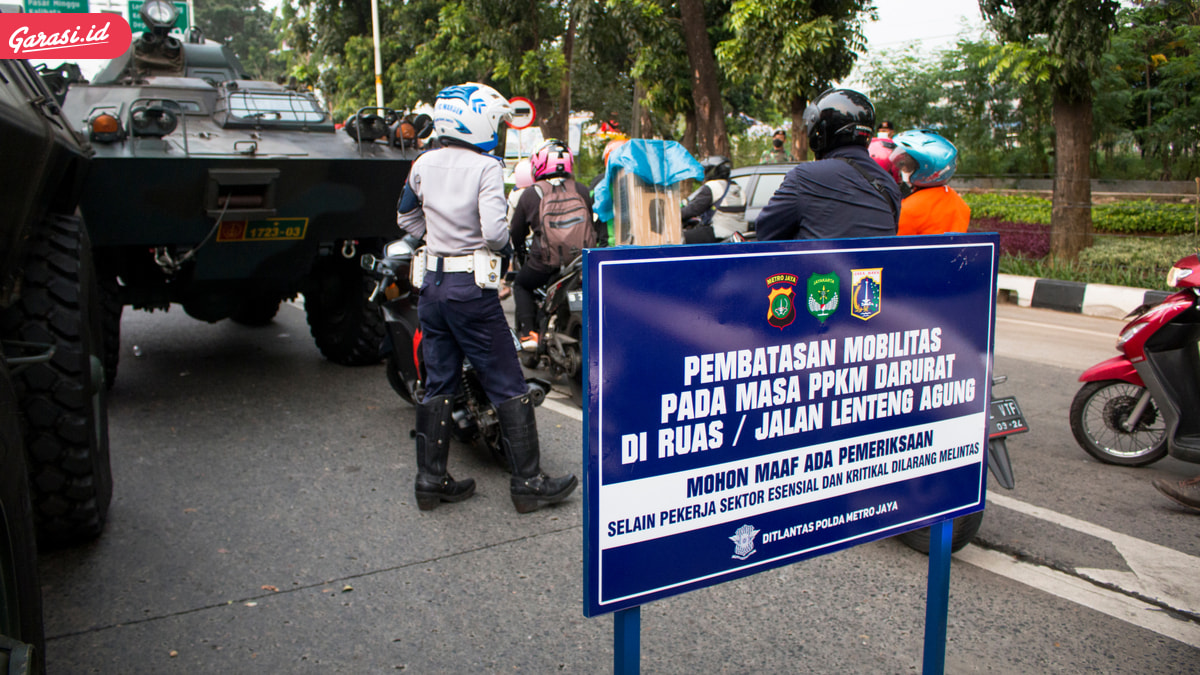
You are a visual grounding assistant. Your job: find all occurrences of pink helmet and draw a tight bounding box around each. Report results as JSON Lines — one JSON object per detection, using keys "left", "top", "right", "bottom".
{"left": 530, "top": 139, "right": 574, "bottom": 179}
{"left": 868, "top": 136, "right": 900, "bottom": 182}
{"left": 513, "top": 159, "right": 534, "bottom": 189}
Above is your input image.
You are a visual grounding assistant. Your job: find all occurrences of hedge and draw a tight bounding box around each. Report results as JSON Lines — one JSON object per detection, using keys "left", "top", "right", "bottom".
{"left": 963, "top": 192, "right": 1198, "bottom": 235}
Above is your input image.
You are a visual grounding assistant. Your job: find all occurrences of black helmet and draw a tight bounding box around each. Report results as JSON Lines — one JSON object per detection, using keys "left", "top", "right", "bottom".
{"left": 804, "top": 88, "right": 875, "bottom": 157}
{"left": 701, "top": 155, "right": 731, "bottom": 181}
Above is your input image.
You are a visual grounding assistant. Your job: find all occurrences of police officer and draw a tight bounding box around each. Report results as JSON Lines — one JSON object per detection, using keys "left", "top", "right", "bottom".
{"left": 396, "top": 82, "right": 577, "bottom": 513}
{"left": 755, "top": 89, "right": 901, "bottom": 241}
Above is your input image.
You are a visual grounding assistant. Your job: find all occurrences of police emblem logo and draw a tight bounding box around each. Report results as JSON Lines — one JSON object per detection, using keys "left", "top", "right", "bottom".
{"left": 730, "top": 523, "right": 760, "bottom": 560}
{"left": 806, "top": 272, "right": 840, "bottom": 323}
{"left": 850, "top": 268, "right": 882, "bottom": 321}
{"left": 765, "top": 273, "right": 798, "bottom": 330}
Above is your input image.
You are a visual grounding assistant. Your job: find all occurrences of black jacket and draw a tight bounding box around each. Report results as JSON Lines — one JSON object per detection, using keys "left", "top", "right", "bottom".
{"left": 755, "top": 145, "right": 900, "bottom": 241}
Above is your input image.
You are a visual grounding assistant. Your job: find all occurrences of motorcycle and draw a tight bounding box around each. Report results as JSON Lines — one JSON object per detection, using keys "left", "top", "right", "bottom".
{"left": 1070, "top": 253, "right": 1200, "bottom": 467}
{"left": 518, "top": 254, "right": 586, "bottom": 406}
{"left": 896, "top": 376, "right": 1026, "bottom": 553}
{"left": 361, "top": 238, "right": 550, "bottom": 467}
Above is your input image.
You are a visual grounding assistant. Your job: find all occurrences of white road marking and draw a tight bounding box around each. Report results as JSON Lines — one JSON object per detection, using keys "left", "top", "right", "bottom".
{"left": 996, "top": 316, "right": 1114, "bottom": 339}
{"left": 956, "top": 545, "right": 1200, "bottom": 649}
{"left": 987, "top": 492, "right": 1200, "bottom": 616}
{"left": 540, "top": 396, "right": 582, "bottom": 421}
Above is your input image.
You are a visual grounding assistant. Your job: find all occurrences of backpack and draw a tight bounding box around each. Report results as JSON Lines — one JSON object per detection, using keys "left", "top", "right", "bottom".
{"left": 532, "top": 178, "right": 594, "bottom": 267}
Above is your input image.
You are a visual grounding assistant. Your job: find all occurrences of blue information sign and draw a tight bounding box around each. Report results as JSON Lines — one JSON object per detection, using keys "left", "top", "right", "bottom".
{"left": 583, "top": 234, "right": 1000, "bottom": 617}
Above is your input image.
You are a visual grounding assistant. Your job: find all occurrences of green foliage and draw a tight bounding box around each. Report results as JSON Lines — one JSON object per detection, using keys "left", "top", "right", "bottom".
{"left": 999, "top": 234, "right": 1200, "bottom": 290}
{"left": 194, "top": 0, "right": 285, "bottom": 82}
{"left": 964, "top": 193, "right": 1052, "bottom": 225}
{"left": 716, "top": 0, "right": 872, "bottom": 110}
{"left": 980, "top": 0, "right": 1120, "bottom": 102}
{"left": 964, "top": 193, "right": 1200, "bottom": 235}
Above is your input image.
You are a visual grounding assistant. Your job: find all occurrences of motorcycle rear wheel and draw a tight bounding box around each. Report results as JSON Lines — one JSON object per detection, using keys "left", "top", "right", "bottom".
{"left": 895, "top": 511, "right": 984, "bottom": 554}
{"left": 1069, "top": 379, "right": 1167, "bottom": 466}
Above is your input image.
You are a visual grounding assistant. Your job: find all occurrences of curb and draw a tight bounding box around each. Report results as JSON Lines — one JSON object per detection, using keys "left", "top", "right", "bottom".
{"left": 997, "top": 274, "right": 1171, "bottom": 319}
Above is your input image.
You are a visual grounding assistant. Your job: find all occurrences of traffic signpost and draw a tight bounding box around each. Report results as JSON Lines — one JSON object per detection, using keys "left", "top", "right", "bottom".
{"left": 582, "top": 234, "right": 1000, "bottom": 673}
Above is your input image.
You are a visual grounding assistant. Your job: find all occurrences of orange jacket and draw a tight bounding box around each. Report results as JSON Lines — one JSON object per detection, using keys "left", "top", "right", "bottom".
{"left": 898, "top": 186, "right": 970, "bottom": 236}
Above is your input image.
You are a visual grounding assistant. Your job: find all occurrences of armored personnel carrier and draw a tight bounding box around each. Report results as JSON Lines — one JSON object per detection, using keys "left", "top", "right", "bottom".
{"left": 58, "top": 0, "right": 422, "bottom": 383}
{"left": 1, "top": 56, "right": 111, "bottom": 673}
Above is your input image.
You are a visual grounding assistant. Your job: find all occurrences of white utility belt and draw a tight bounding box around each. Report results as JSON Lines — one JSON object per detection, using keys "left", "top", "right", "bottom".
{"left": 411, "top": 248, "right": 503, "bottom": 290}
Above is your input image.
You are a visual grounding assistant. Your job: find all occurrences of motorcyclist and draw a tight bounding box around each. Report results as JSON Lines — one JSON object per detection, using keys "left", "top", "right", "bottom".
{"left": 890, "top": 130, "right": 970, "bottom": 236}
{"left": 396, "top": 82, "right": 577, "bottom": 513}
{"left": 508, "top": 139, "right": 595, "bottom": 352}
{"left": 755, "top": 88, "right": 900, "bottom": 241}
{"left": 680, "top": 155, "right": 746, "bottom": 243}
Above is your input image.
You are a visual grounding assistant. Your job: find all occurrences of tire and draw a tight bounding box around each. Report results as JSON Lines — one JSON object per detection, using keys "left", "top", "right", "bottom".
{"left": 0, "top": 362, "right": 46, "bottom": 674}
{"left": 896, "top": 511, "right": 985, "bottom": 555}
{"left": 1069, "top": 380, "right": 1168, "bottom": 466}
{"left": 98, "top": 272, "right": 121, "bottom": 388}
{"left": 305, "top": 254, "right": 384, "bottom": 366}
{"left": 0, "top": 214, "right": 112, "bottom": 547}
{"left": 230, "top": 294, "right": 281, "bottom": 327}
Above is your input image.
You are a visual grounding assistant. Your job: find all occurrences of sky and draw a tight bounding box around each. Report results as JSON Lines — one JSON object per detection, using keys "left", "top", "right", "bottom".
{"left": 848, "top": 0, "right": 991, "bottom": 86}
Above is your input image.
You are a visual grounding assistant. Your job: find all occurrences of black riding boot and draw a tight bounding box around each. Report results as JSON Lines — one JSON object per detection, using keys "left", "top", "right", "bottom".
{"left": 497, "top": 393, "right": 578, "bottom": 513}
{"left": 414, "top": 395, "right": 475, "bottom": 510}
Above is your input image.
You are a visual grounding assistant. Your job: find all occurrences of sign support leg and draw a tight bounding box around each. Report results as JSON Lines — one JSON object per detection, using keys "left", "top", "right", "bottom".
{"left": 922, "top": 518, "right": 953, "bottom": 675}
{"left": 614, "top": 605, "right": 641, "bottom": 674}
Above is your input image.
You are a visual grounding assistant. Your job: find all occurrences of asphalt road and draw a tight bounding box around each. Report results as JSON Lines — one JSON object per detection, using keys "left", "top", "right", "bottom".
{"left": 35, "top": 299, "right": 1200, "bottom": 674}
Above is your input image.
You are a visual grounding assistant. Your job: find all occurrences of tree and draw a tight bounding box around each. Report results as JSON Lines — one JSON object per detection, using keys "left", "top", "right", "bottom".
{"left": 1104, "top": 1, "right": 1200, "bottom": 180}
{"left": 980, "top": 0, "right": 1120, "bottom": 261}
{"left": 679, "top": 0, "right": 728, "bottom": 156}
{"left": 194, "top": 0, "right": 285, "bottom": 82}
{"left": 717, "top": 0, "right": 872, "bottom": 161}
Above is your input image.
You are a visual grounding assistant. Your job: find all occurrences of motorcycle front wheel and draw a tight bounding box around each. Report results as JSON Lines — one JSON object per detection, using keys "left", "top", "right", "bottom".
{"left": 1069, "top": 379, "right": 1168, "bottom": 466}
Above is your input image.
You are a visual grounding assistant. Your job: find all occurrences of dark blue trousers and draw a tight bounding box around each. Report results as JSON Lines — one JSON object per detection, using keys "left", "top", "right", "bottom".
{"left": 418, "top": 272, "right": 527, "bottom": 405}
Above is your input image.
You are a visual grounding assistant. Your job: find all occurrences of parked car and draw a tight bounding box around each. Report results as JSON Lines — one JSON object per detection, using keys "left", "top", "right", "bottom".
{"left": 729, "top": 163, "right": 797, "bottom": 232}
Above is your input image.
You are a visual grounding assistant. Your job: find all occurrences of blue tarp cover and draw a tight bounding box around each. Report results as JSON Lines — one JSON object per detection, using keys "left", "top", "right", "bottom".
{"left": 593, "top": 139, "right": 703, "bottom": 222}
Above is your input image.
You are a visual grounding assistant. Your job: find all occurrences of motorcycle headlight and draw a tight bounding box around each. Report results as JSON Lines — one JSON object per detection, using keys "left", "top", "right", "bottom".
{"left": 1167, "top": 266, "right": 1193, "bottom": 288}
{"left": 1116, "top": 322, "right": 1148, "bottom": 349}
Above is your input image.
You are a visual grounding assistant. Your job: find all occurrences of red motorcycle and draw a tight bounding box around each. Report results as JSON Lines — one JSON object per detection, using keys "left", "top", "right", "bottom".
{"left": 1070, "top": 253, "right": 1200, "bottom": 466}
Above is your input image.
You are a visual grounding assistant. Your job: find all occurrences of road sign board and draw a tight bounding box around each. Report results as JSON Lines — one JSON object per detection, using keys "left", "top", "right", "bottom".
{"left": 583, "top": 234, "right": 1000, "bottom": 616}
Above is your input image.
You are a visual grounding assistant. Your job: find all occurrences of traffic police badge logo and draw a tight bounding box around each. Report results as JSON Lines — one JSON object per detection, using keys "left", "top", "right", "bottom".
{"left": 806, "top": 272, "right": 839, "bottom": 323}
{"left": 765, "top": 273, "right": 798, "bottom": 330}
{"left": 850, "top": 268, "right": 882, "bottom": 321}
{"left": 730, "top": 524, "right": 760, "bottom": 560}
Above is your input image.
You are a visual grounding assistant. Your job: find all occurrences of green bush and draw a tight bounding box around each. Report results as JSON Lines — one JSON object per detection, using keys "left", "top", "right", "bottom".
{"left": 999, "top": 234, "right": 1200, "bottom": 290}
{"left": 964, "top": 193, "right": 1198, "bottom": 235}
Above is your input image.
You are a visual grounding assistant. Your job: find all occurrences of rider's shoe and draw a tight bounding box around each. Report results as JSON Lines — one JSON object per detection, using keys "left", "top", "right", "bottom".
{"left": 1152, "top": 474, "right": 1200, "bottom": 512}
{"left": 520, "top": 331, "right": 539, "bottom": 352}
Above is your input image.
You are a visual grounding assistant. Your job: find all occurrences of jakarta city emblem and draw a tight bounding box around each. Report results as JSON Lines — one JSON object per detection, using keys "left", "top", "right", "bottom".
{"left": 765, "top": 273, "right": 798, "bottom": 330}
{"left": 850, "top": 268, "right": 882, "bottom": 321}
{"left": 806, "top": 272, "right": 840, "bottom": 323}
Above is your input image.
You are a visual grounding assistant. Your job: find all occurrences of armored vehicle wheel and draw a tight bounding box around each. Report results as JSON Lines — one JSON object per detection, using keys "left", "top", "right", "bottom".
{"left": 231, "top": 294, "right": 282, "bottom": 327}
{"left": 98, "top": 273, "right": 121, "bottom": 388}
{"left": 0, "top": 362, "right": 45, "bottom": 675}
{"left": 305, "top": 254, "right": 385, "bottom": 366}
{"left": 0, "top": 215, "right": 112, "bottom": 547}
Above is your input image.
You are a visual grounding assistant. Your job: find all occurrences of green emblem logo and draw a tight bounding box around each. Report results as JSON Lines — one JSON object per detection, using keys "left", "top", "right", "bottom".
{"left": 806, "top": 272, "right": 840, "bottom": 323}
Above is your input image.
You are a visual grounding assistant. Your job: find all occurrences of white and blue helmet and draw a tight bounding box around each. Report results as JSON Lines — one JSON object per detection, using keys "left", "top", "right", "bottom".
{"left": 433, "top": 83, "right": 513, "bottom": 152}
